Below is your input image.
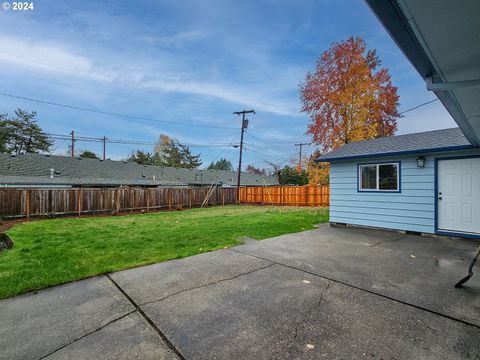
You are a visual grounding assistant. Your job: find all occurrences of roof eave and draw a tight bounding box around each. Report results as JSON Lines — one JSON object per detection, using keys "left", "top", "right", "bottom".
{"left": 316, "top": 144, "right": 475, "bottom": 162}
{"left": 364, "top": 0, "right": 480, "bottom": 147}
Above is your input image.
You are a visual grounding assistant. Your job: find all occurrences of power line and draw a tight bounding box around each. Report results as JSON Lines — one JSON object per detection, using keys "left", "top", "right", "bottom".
{"left": 243, "top": 146, "right": 292, "bottom": 164}
{"left": 246, "top": 99, "right": 440, "bottom": 144}
{"left": 209, "top": 134, "right": 240, "bottom": 166}
{"left": 244, "top": 142, "right": 294, "bottom": 162}
{"left": 345, "top": 98, "right": 440, "bottom": 135}
{"left": 46, "top": 132, "right": 236, "bottom": 148}
{"left": 0, "top": 92, "right": 237, "bottom": 130}
{"left": 1, "top": 58, "right": 203, "bottom": 111}
{"left": 0, "top": 51, "right": 101, "bottom": 78}
{"left": 399, "top": 98, "right": 438, "bottom": 115}
{"left": 245, "top": 131, "right": 305, "bottom": 145}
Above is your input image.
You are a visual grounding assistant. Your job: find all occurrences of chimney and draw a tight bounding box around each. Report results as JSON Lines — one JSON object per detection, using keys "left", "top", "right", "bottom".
{"left": 50, "top": 168, "right": 55, "bottom": 179}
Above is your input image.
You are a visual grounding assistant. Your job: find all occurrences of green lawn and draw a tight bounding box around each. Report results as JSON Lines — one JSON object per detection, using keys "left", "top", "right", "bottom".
{"left": 0, "top": 205, "right": 328, "bottom": 299}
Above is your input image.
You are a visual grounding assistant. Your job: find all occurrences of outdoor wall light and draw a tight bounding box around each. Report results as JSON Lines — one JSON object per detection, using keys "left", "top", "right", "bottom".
{"left": 416, "top": 156, "right": 425, "bottom": 168}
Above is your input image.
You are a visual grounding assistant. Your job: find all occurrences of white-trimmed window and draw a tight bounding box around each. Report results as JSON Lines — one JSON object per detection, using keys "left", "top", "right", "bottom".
{"left": 359, "top": 162, "right": 399, "bottom": 192}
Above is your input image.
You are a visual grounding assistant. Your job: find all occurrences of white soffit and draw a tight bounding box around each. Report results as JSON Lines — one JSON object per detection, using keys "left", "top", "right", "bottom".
{"left": 367, "top": 0, "right": 480, "bottom": 145}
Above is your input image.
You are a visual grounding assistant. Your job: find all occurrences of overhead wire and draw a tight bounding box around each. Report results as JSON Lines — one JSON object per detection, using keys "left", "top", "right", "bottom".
{"left": 244, "top": 142, "right": 294, "bottom": 160}
{"left": 0, "top": 92, "right": 237, "bottom": 130}
{"left": 244, "top": 98, "right": 441, "bottom": 143}
{"left": 208, "top": 133, "right": 241, "bottom": 167}
{"left": 399, "top": 98, "right": 438, "bottom": 115}
{"left": 243, "top": 146, "right": 292, "bottom": 164}
{"left": 45, "top": 132, "right": 237, "bottom": 148}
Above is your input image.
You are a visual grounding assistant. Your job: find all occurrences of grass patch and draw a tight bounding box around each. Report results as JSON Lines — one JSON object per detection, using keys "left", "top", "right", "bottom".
{"left": 0, "top": 205, "right": 328, "bottom": 299}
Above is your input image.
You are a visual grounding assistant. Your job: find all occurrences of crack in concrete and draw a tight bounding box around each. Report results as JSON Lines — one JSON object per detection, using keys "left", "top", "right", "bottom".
{"left": 139, "top": 262, "right": 275, "bottom": 306}
{"left": 229, "top": 248, "right": 480, "bottom": 330}
{"left": 38, "top": 310, "right": 137, "bottom": 360}
{"left": 293, "top": 282, "right": 331, "bottom": 341}
{"left": 369, "top": 235, "right": 408, "bottom": 247}
{"left": 271, "top": 282, "right": 332, "bottom": 359}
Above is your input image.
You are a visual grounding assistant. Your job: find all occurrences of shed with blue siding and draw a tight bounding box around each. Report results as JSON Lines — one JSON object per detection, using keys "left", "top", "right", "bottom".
{"left": 317, "top": 128, "right": 480, "bottom": 238}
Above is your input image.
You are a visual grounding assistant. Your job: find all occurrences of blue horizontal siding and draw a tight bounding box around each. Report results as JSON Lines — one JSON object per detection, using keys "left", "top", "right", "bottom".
{"left": 329, "top": 150, "right": 479, "bottom": 233}
{"left": 334, "top": 189, "right": 434, "bottom": 197}
{"left": 332, "top": 175, "right": 434, "bottom": 185}
{"left": 331, "top": 182, "right": 434, "bottom": 190}
{"left": 330, "top": 210, "right": 433, "bottom": 225}
{"left": 331, "top": 194, "right": 433, "bottom": 203}
{"left": 331, "top": 206, "right": 433, "bottom": 218}
{"left": 330, "top": 200, "right": 434, "bottom": 212}
{"left": 330, "top": 216, "right": 433, "bottom": 233}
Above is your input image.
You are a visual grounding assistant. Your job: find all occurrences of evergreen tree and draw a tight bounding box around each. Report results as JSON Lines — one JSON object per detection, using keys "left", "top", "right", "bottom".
{"left": 207, "top": 158, "right": 233, "bottom": 171}
{"left": 154, "top": 134, "right": 202, "bottom": 169}
{"left": 127, "top": 150, "right": 159, "bottom": 165}
{"left": 0, "top": 109, "right": 53, "bottom": 154}
{"left": 0, "top": 114, "right": 8, "bottom": 153}
{"left": 79, "top": 150, "right": 98, "bottom": 159}
{"left": 277, "top": 165, "right": 308, "bottom": 185}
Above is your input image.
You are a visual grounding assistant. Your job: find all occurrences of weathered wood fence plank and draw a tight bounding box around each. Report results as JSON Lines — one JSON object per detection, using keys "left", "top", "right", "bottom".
{"left": 239, "top": 185, "right": 329, "bottom": 207}
{"left": 0, "top": 185, "right": 328, "bottom": 219}
{"left": 0, "top": 187, "right": 238, "bottom": 219}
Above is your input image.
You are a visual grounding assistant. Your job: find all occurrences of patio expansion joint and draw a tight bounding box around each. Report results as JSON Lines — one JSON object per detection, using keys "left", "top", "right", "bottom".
{"left": 138, "top": 262, "right": 276, "bottom": 307}
{"left": 106, "top": 273, "right": 186, "bottom": 360}
{"left": 229, "top": 248, "right": 480, "bottom": 330}
{"left": 37, "top": 309, "right": 137, "bottom": 360}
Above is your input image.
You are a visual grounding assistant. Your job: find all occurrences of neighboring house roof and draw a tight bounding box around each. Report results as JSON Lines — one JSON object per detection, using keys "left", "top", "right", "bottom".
{"left": 316, "top": 128, "right": 474, "bottom": 162}
{"left": 0, "top": 153, "right": 278, "bottom": 187}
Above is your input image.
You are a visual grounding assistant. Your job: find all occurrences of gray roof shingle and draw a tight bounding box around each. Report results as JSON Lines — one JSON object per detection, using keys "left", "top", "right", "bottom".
{"left": 0, "top": 153, "right": 278, "bottom": 187}
{"left": 317, "top": 128, "right": 474, "bottom": 162}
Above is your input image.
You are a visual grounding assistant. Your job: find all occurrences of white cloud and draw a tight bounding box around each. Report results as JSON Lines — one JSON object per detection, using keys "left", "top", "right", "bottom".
{"left": 0, "top": 35, "right": 111, "bottom": 81}
{"left": 143, "top": 29, "right": 206, "bottom": 47}
{"left": 0, "top": 34, "right": 301, "bottom": 117}
{"left": 139, "top": 78, "right": 300, "bottom": 117}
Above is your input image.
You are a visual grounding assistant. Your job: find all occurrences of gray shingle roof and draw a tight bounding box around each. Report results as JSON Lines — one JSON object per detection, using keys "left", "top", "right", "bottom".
{"left": 317, "top": 128, "right": 474, "bottom": 162}
{"left": 0, "top": 153, "right": 278, "bottom": 187}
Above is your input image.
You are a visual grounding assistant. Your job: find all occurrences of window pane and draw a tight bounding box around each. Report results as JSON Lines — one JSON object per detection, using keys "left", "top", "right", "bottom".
{"left": 361, "top": 166, "right": 377, "bottom": 190}
{"left": 379, "top": 164, "right": 398, "bottom": 190}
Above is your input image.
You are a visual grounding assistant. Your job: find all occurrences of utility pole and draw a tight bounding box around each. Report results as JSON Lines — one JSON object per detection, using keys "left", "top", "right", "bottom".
{"left": 233, "top": 109, "right": 255, "bottom": 201}
{"left": 102, "top": 136, "right": 107, "bottom": 160}
{"left": 294, "top": 142, "right": 310, "bottom": 167}
{"left": 70, "top": 130, "right": 75, "bottom": 158}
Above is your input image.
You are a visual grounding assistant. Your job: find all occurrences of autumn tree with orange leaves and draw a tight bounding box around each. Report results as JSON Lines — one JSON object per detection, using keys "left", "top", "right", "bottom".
{"left": 300, "top": 36, "right": 400, "bottom": 153}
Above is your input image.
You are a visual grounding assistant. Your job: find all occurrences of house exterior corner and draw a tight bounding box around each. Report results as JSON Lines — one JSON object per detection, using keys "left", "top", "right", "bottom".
{"left": 329, "top": 148, "right": 480, "bottom": 237}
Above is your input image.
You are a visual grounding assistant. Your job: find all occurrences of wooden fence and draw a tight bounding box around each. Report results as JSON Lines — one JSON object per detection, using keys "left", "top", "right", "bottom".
{"left": 0, "top": 185, "right": 329, "bottom": 219}
{"left": 239, "top": 185, "right": 329, "bottom": 207}
{"left": 0, "top": 187, "right": 237, "bottom": 219}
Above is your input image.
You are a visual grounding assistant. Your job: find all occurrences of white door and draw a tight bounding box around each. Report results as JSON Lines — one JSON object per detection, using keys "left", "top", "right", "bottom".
{"left": 438, "top": 158, "right": 480, "bottom": 234}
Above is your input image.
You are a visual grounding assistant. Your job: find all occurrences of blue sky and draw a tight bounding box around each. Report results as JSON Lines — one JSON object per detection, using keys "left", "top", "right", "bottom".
{"left": 0, "top": 0, "right": 456, "bottom": 169}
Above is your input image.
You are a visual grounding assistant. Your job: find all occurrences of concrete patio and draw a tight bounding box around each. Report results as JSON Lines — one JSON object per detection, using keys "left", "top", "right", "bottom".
{"left": 1, "top": 224, "right": 479, "bottom": 359}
